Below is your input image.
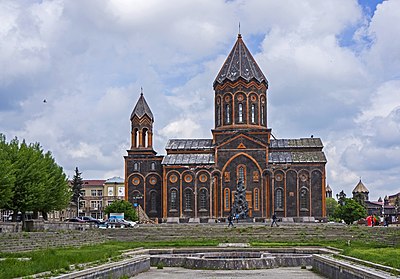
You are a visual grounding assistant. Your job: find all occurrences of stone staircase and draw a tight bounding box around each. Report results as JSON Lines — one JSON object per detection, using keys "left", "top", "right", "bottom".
{"left": 0, "top": 230, "right": 106, "bottom": 253}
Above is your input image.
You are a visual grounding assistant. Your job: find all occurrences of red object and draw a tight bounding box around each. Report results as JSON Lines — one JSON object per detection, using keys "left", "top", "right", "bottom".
{"left": 366, "top": 215, "right": 372, "bottom": 226}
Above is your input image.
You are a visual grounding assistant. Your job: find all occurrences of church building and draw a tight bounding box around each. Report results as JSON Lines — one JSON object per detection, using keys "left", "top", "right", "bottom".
{"left": 124, "top": 34, "right": 327, "bottom": 222}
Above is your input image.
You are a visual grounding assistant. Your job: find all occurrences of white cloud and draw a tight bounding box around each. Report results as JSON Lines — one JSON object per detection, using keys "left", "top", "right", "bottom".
{"left": 1, "top": 0, "right": 399, "bottom": 200}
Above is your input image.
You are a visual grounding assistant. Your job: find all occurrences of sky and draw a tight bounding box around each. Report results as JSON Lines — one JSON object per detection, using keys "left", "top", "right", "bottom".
{"left": 1, "top": 0, "right": 399, "bottom": 201}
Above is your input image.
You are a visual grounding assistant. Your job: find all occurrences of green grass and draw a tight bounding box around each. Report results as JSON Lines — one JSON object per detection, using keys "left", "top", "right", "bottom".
{"left": 0, "top": 238, "right": 398, "bottom": 278}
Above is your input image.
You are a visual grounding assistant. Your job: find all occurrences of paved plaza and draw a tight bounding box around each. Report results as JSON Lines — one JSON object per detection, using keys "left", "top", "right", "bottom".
{"left": 134, "top": 266, "right": 326, "bottom": 278}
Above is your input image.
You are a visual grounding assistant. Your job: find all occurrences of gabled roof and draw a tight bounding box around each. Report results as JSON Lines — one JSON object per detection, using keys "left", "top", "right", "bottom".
{"left": 269, "top": 151, "right": 326, "bottom": 163}
{"left": 130, "top": 93, "right": 154, "bottom": 121}
{"left": 352, "top": 179, "right": 369, "bottom": 193}
{"left": 270, "top": 138, "right": 323, "bottom": 149}
{"left": 162, "top": 153, "right": 214, "bottom": 165}
{"left": 165, "top": 139, "right": 213, "bottom": 151}
{"left": 214, "top": 34, "right": 267, "bottom": 86}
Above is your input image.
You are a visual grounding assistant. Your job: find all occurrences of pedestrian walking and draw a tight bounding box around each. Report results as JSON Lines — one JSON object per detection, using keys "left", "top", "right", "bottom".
{"left": 271, "top": 212, "right": 279, "bottom": 227}
{"left": 227, "top": 215, "right": 234, "bottom": 227}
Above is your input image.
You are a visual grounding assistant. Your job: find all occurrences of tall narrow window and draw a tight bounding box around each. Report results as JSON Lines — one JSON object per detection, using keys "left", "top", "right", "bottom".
{"left": 184, "top": 189, "right": 192, "bottom": 210}
{"left": 150, "top": 162, "right": 156, "bottom": 171}
{"left": 199, "top": 189, "right": 207, "bottom": 210}
{"left": 261, "top": 105, "right": 265, "bottom": 125}
{"left": 217, "top": 106, "right": 221, "bottom": 126}
{"left": 226, "top": 104, "right": 230, "bottom": 124}
{"left": 150, "top": 191, "right": 157, "bottom": 212}
{"left": 238, "top": 103, "right": 243, "bottom": 122}
{"left": 225, "top": 189, "right": 230, "bottom": 210}
{"left": 239, "top": 167, "right": 244, "bottom": 182}
{"left": 300, "top": 189, "right": 307, "bottom": 209}
{"left": 133, "top": 162, "right": 139, "bottom": 171}
{"left": 170, "top": 189, "right": 177, "bottom": 210}
{"left": 276, "top": 188, "right": 283, "bottom": 209}
{"left": 251, "top": 104, "right": 255, "bottom": 123}
{"left": 254, "top": 189, "right": 259, "bottom": 210}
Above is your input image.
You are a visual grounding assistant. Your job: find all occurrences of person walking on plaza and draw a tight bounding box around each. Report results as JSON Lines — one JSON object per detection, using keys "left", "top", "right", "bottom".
{"left": 271, "top": 212, "right": 279, "bottom": 227}
{"left": 227, "top": 215, "right": 234, "bottom": 227}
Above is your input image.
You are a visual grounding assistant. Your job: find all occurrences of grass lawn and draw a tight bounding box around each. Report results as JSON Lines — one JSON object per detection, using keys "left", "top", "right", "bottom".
{"left": 0, "top": 239, "right": 398, "bottom": 279}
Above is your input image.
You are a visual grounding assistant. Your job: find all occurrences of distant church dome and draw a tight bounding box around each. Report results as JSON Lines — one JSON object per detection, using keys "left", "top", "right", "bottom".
{"left": 352, "top": 179, "right": 369, "bottom": 194}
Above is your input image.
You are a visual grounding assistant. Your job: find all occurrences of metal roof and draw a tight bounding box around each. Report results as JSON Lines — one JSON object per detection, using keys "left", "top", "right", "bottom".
{"left": 214, "top": 34, "right": 267, "bottom": 86}
{"left": 270, "top": 138, "right": 323, "bottom": 148}
{"left": 352, "top": 180, "right": 369, "bottom": 193}
{"left": 269, "top": 151, "right": 327, "bottom": 163}
{"left": 162, "top": 153, "right": 215, "bottom": 165}
{"left": 130, "top": 93, "right": 154, "bottom": 121}
{"left": 165, "top": 139, "right": 213, "bottom": 151}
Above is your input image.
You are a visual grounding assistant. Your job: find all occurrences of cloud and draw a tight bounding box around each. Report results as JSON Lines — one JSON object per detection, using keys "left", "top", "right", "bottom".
{"left": 1, "top": 0, "right": 399, "bottom": 201}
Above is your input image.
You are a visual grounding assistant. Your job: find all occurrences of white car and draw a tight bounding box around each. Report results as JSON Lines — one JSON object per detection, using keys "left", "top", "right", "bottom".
{"left": 121, "top": 219, "right": 138, "bottom": 227}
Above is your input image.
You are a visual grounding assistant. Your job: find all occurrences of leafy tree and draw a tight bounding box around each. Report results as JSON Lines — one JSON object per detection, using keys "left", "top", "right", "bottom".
{"left": 326, "top": 197, "right": 338, "bottom": 220}
{"left": 71, "top": 167, "right": 83, "bottom": 206}
{"left": 334, "top": 198, "right": 367, "bottom": 225}
{"left": 104, "top": 200, "right": 138, "bottom": 221}
{"left": 0, "top": 134, "right": 15, "bottom": 208}
{"left": 0, "top": 136, "right": 70, "bottom": 223}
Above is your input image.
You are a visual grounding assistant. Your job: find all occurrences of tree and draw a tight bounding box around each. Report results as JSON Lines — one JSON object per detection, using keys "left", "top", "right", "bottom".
{"left": 0, "top": 134, "right": 15, "bottom": 209}
{"left": 0, "top": 135, "right": 70, "bottom": 223}
{"left": 71, "top": 167, "right": 83, "bottom": 209}
{"left": 104, "top": 200, "right": 138, "bottom": 221}
{"left": 326, "top": 197, "right": 338, "bottom": 220}
{"left": 334, "top": 198, "right": 367, "bottom": 225}
{"left": 353, "top": 192, "right": 366, "bottom": 208}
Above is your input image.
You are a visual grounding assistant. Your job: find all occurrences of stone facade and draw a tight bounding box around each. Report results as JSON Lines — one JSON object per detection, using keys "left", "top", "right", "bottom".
{"left": 125, "top": 34, "right": 327, "bottom": 222}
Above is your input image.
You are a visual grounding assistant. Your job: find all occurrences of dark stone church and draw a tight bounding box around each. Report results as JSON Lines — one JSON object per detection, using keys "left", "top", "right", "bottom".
{"left": 124, "top": 34, "right": 327, "bottom": 222}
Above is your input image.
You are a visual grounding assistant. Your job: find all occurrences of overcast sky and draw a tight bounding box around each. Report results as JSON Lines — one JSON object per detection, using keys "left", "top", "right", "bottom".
{"left": 1, "top": 0, "right": 399, "bottom": 200}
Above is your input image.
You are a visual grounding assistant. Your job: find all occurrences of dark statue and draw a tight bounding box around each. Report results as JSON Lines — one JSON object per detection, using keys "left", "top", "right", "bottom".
{"left": 230, "top": 179, "right": 249, "bottom": 220}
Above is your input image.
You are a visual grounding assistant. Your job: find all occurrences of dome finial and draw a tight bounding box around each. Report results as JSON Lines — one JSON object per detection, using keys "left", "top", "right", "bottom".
{"left": 238, "top": 22, "right": 242, "bottom": 38}
{"left": 140, "top": 87, "right": 143, "bottom": 96}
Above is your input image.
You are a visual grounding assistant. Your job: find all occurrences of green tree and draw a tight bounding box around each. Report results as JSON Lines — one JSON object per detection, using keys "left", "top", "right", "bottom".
{"left": 353, "top": 192, "right": 366, "bottom": 208}
{"left": 0, "top": 136, "right": 70, "bottom": 223}
{"left": 334, "top": 198, "right": 367, "bottom": 225}
{"left": 0, "top": 134, "right": 15, "bottom": 209}
{"left": 104, "top": 200, "right": 138, "bottom": 221}
{"left": 71, "top": 167, "right": 83, "bottom": 207}
{"left": 326, "top": 197, "right": 338, "bottom": 220}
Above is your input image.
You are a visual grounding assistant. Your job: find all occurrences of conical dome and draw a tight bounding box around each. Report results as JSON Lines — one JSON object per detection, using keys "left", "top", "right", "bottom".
{"left": 214, "top": 34, "right": 267, "bottom": 87}
{"left": 352, "top": 179, "right": 369, "bottom": 194}
{"left": 130, "top": 93, "right": 153, "bottom": 121}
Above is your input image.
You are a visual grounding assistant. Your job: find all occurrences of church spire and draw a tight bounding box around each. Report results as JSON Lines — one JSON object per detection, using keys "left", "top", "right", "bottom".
{"left": 213, "top": 34, "right": 267, "bottom": 87}
{"left": 130, "top": 89, "right": 154, "bottom": 121}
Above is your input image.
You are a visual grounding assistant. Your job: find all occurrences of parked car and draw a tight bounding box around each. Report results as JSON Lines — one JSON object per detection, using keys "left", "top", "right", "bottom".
{"left": 65, "top": 217, "right": 86, "bottom": 223}
{"left": 103, "top": 218, "right": 132, "bottom": 228}
{"left": 80, "top": 216, "right": 102, "bottom": 225}
{"left": 121, "top": 219, "right": 138, "bottom": 227}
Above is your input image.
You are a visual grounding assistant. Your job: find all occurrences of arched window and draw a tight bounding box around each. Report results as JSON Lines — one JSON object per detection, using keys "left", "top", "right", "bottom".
{"left": 184, "top": 189, "right": 192, "bottom": 210}
{"left": 224, "top": 188, "right": 230, "bottom": 210}
{"left": 254, "top": 189, "right": 259, "bottom": 210}
{"left": 217, "top": 106, "right": 221, "bottom": 126}
{"left": 226, "top": 104, "right": 230, "bottom": 124}
{"left": 300, "top": 189, "right": 307, "bottom": 210}
{"left": 150, "top": 162, "right": 156, "bottom": 171}
{"left": 133, "top": 162, "right": 139, "bottom": 171}
{"left": 199, "top": 189, "right": 207, "bottom": 210}
{"left": 170, "top": 189, "right": 177, "bottom": 210}
{"left": 142, "top": 128, "right": 148, "bottom": 148}
{"left": 276, "top": 188, "right": 283, "bottom": 209}
{"left": 133, "top": 128, "right": 139, "bottom": 148}
{"left": 261, "top": 105, "right": 265, "bottom": 125}
{"left": 150, "top": 191, "right": 157, "bottom": 212}
{"left": 238, "top": 103, "right": 243, "bottom": 122}
{"left": 237, "top": 165, "right": 246, "bottom": 186}
{"left": 251, "top": 104, "right": 255, "bottom": 123}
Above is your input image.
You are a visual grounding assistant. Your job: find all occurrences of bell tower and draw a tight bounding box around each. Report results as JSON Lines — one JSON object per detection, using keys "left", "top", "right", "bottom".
{"left": 130, "top": 89, "right": 154, "bottom": 152}
{"left": 212, "top": 33, "right": 271, "bottom": 145}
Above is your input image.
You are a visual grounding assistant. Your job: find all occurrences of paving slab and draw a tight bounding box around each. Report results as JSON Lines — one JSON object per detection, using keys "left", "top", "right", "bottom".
{"left": 133, "top": 266, "right": 326, "bottom": 279}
